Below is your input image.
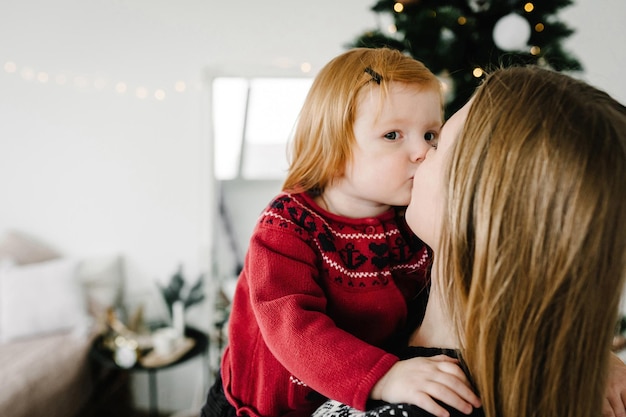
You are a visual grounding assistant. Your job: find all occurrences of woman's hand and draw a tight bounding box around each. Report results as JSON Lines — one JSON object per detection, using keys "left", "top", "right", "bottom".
{"left": 370, "top": 355, "right": 481, "bottom": 417}
{"left": 604, "top": 352, "right": 626, "bottom": 417}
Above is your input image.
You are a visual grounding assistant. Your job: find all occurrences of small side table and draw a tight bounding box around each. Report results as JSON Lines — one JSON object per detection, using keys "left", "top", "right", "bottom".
{"left": 90, "top": 326, "right": 209, "bottom": 417}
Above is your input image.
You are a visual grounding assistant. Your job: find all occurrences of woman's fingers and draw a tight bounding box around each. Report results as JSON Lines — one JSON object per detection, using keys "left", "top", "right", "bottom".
{"left": 604, "top": 353, "right": 626, "bottom": 417}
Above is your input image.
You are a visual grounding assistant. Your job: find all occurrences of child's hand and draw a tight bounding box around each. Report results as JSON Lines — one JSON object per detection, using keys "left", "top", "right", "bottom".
{"left": 603, "top": 352, "right": 626, "bottom": 417}
{"left": 371, "top": 355, "right": 481, "bottom": 417}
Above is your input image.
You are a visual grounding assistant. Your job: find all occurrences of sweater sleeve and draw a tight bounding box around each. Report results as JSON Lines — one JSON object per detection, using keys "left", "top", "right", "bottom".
{"left": 246, "top": 223, "right": 399, "bottom": 410}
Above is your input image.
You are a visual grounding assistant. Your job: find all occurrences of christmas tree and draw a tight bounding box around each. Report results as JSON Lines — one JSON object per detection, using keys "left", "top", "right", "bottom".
{"left": 352, "top": 0, "right": 582, "bottom": 116}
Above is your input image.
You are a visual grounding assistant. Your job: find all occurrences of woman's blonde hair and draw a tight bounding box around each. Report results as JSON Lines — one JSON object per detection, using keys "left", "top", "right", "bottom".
{"left": 440, "top": 66, "right": 626, "bottom": 417}
{"left": 282, "top": 47, "right": 441, "bottom": 193}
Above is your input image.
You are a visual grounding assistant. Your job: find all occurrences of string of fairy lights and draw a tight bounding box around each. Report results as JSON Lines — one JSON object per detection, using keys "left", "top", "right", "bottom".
{"left": 1, "top": 59, "right": 203, "bottom": 102}
{"left": 2, "top": 58, "right": 316, "bottom": 102}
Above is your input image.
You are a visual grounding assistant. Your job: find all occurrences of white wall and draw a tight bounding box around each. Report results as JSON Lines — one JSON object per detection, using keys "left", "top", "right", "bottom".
{"left": 561, "top": 0, "right": 626, "bottom": 104}
{"left": 0, "top": 0, "right": 625, "bottom": 413}
{"left": 0, "top": 0, "right": 378, "bottom": 290}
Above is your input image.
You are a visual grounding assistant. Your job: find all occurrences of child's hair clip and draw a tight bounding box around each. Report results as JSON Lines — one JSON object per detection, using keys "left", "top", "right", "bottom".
{"left": 364, "top": 67, "right": 382, "bottom": 84}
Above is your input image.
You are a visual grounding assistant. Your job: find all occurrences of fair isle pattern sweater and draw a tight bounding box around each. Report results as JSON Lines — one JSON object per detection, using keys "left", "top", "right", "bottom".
{"left": 221, "top": 192, "right": 431, "bottom": 417}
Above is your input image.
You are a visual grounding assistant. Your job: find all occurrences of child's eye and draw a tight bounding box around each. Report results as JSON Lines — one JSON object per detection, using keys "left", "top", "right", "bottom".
{"left": 424, "top": 131, "right": 438, "bottom": 148}
{"left": 384, "top": 131, "right": 400, "bottom": 141}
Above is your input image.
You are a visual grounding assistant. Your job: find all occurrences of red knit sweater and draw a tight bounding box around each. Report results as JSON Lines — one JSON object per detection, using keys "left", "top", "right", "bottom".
{"left": 221, "top": 192, "right": 431, "bottom": 417}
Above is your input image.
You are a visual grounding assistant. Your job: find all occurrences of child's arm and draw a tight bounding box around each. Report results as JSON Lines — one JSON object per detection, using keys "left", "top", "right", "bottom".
{"left": 370, "top": 355, "right": 481, "bottom": 417}
{"left": 603, "top": 352, "right": 626, "bottom": 417}
{"left": 246, "top": 223, "right": 406, "bottom": 410}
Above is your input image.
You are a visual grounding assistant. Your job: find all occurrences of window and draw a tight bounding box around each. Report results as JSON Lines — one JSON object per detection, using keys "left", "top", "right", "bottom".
{"left": 212, "top": 77, "right": 313, "bottom": 180}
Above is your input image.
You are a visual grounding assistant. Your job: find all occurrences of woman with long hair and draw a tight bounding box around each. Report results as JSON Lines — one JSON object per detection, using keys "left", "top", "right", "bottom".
{"left": 315, "top": 66, "right": 626, "bottom": 417}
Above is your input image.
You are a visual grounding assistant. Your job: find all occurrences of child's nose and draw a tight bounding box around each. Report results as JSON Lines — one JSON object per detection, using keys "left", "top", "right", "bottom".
{"left": 409, "top": 137, "right": 433, "bottom": 162}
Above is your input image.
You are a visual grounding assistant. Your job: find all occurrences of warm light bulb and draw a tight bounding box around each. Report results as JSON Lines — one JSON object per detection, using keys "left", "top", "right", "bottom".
{"left": 300, "top": 62, "right": 312, "bottom": 73}
{"left": 21, "top": 67, "right": 34, "bottom": 80}
{"left": 394, "top": 2, "right": 404, "bottom": 13}
{"left": 535, "top": 23, "right": 544, "bottom": 32}
{"left": 174, "top": 81, "right": 186, "bottom": 93}
{"left": 154, "top": 89, "right": 166, "bottom": 100}
{"left": 472, "top": 67, "right": 484, "bottom": 78}
{"left": 524, "top": 2, "right": 534, "bottom": 12}
{"left": 530, "top": 46, "right": 541, "bottom": 55}
{"left": 4, "top": 61, "right": 16, "bottom": 73}
{"left": 136, "top": 87, "right": 148, "bottom": 99}
{"left": 115, "top": 82, "right": 127, "bottom": 94}
{"left": 94, "top": 78, "right": 106, "bottom": 90}
{"left": 458, "top": 16, "right": 467, "bottom": 25}
{"left": 37, "top": 72, "right": 49, "bottom": 83}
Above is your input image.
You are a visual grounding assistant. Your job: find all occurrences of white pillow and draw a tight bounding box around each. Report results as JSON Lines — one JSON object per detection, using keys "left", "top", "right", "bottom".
{"left": 0, "top": 258, "right": 89, "bottom": 342}
{"left": 0, "top": 230, "right": 61, "bottom": 265}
